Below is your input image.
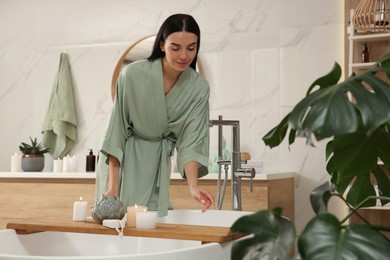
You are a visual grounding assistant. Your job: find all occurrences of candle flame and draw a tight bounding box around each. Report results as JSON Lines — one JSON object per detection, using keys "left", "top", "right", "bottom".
{"left": 143, "top": 208, "right": 147, "bottom": 213}
{"left": 79, "top": 196, "right": 83, "bottom": 201}
{"left": 135, "top": 204, "right": 137, "bottom": 208}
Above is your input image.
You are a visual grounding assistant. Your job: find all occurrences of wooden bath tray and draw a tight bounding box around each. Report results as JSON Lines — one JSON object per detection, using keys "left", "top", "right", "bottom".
{"left": 6, "top": 219, "right": 248, "bottom": 244}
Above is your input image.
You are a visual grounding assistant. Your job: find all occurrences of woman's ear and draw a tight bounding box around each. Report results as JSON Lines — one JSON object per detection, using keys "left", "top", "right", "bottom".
{"left": 159, "top": 40, "right": 165, "bottom": 52}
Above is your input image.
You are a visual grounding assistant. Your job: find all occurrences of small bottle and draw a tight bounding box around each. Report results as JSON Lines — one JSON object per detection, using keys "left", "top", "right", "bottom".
{"left": 86, "top": 149, "right": 96, "bottom": 172}
{"left": 361, "top": 43, "right": 369, "bottom": 63}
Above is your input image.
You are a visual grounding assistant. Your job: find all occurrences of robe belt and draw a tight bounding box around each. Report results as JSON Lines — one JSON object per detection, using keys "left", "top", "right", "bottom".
{"left": 130, "top": 130, "right": 175, "bottom": 216}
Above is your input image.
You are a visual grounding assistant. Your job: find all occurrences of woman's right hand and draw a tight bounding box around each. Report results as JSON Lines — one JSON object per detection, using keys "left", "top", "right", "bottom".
{"left": 104, "top": 188, "right": 119, "bottom": 197}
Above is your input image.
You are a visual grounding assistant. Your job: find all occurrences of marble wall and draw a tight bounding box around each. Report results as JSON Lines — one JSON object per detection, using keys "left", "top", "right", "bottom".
{"left": 0, "top": 0, "right": 344, "bottom": 231}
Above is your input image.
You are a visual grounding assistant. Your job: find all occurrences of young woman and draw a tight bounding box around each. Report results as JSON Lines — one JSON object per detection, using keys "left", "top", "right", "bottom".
{"left": 95, "top": 14, "right": 214, "bottom": 217}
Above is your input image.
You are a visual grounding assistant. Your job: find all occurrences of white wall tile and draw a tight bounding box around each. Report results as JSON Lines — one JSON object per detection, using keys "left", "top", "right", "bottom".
{"left": 0, "top": 0, "right": 344, "bottom": 232}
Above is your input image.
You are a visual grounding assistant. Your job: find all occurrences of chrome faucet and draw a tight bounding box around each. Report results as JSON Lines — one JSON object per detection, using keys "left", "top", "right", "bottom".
{"left": 209, "top": 115, "right": 256, "bottom": 211}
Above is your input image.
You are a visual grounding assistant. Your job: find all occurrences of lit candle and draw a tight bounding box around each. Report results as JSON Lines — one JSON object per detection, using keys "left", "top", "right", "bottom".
{"left": 73, "top": 196, "right": 88, "bottom": 221}
{"left": 136, "top": 209, "right": 158, "bottom": 229}
{"left": 11, "top": 153, "right": 22, "bottom": 172}
{"left": 68, "top": 155, "right": 77, "bottom": 172}
{"left": 127, "top": 204, "right": 147, "bottom": 227}
{"left": 53, "top": 158, "right": 63, "bottom": 172}
{"left": 63, "top": 155, "right": 70, "bottom": 172}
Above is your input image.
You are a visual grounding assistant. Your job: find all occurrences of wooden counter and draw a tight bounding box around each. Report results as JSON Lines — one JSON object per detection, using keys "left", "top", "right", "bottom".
{"left": 0, "top": 171, "right": 294, "bottom": 229}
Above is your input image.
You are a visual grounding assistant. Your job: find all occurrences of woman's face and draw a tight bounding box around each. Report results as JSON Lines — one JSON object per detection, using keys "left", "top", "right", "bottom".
{"left": 160, "top": 31, "right": 198, "bottom": 72}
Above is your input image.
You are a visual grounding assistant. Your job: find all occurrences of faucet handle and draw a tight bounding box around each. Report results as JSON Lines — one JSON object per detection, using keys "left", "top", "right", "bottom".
{"left": 235, "top": 168, "right": 256, "bottom": 178}
{"left": 217, "top": 160, "right": 231, "bottom": 166}
{"left": 240, "top": 152, "right": 251, "bottom": 161}
{"left": 235, "top": 168, "right": 256, "bottom": 192}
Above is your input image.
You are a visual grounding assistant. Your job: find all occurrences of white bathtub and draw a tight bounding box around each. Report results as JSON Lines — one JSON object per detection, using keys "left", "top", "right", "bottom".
{"left": 0, "top": 210, "right": 253, "bottom": 260}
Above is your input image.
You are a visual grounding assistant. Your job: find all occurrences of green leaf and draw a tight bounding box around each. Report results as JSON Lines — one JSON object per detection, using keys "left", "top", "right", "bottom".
{"left": 371, "top": 165, "right": 390, "bottom": 206}
{"left": 332, "top": 133, "right": 377, "bottom": 179}
{"left": 373, "top": 127, "right": 390, "bottom": 165}
{"left": 286, "top": 54, "right": 390, "bottom": 141}
{"left": 261, "top": 52, "right": 390, "bottom": 220}
{"left": 262, "top": 113, "right": 291, "bottom": 148}
{"left": 378, "top": 50, "right": 390, "bottom": 80}
{"left": 333, "top": 171, "right": 354, "bottom": 197}
{"left": 230, "top": 210, "right": 295, "bottom": 260}
{"left": 310, "top": 182, "right": 334, "bottom": 215}
{"left": 19, "top": 136, "right": 49, "bottom": 155}
{"left": 346, "top": 174, "right": 376, "bottom": 207}
{"left": 298, "top": 214, "right": 390, "bottom": 260}
{"left": 346, "top": 75, "right": 390, "bottom": 131}
{"left": 305, "top": 62, "right": 342, "bottom": 96}
{"left": 325, "top": 140, "right": 333, "bottom": 161}
{"left": 289, "top": 85, "right": 358, "bottom": 140}
{"left": 230, "top": 237, "right": 260, "bottom": 260}
{"left": 288, "top": 128, "right": 297, "bottom": 146}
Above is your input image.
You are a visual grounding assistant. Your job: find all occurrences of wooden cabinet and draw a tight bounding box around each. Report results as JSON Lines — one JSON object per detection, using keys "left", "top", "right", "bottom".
{"left": 0, "top": 174, "right": 294, "bottom": 229}
{"left": 0, "top": 178, "right": 96, "bottom": 230}
{"left": 350, "top": 207, "right": 390, "bottom": 240}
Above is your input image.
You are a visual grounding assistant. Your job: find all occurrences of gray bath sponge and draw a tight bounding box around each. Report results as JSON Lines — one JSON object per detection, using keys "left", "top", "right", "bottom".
{"left": 92, "top": 195, "right": 126, "bottom": 224}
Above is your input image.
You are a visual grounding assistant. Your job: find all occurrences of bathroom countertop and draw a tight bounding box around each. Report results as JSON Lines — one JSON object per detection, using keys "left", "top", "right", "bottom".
{"left": 171, "top": 171, "right": 295, "bottom": 180}
{"left": 0, "top": 171, "right": 294, "bottom": 181}
{"left": 0, "top": 172, "right": 96, "bottom": 179}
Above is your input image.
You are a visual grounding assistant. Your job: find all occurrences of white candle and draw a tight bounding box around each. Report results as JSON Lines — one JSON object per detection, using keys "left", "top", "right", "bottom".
{"left": 127, "top": 204, "right": 147, "bottom": 227}
{"left": 73, "top": 197, "right": 88, "bottom": 221}
{"left": 11, "top": 153, "right": 22, "bottom": 172}
{"left": 63, "top": 155, "right": 70, "bottom": 172}
{"left": 53, "top": 158, "right": 63, "bottom": 172}
{"left": 68, "top": 155, "right": 77, "bottom": 172}
{"left": 136, "top": 210, "right": 158, "bottom": 229}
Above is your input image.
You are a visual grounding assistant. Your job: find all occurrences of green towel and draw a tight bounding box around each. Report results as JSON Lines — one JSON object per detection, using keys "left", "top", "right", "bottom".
{"left": 42, "top": 52, "right": 77, "bottom": 158}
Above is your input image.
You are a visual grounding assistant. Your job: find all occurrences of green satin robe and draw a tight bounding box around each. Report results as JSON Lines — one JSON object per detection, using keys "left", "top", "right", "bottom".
{"left": 95, "top": 58, "right": 210, "bottom": 217}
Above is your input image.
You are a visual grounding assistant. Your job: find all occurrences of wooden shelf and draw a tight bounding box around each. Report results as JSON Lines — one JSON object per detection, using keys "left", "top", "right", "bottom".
{"left": 6, "top": 219, "right": 248, "bottom": 244}
{"left": 349, "top": 32, "right": 390, "bottom": 42}
{"left": 347, "top": 8, "right": 390, "bottom": 76}
{"left": 350, "top": 62, "right": 376, "bottom": 68}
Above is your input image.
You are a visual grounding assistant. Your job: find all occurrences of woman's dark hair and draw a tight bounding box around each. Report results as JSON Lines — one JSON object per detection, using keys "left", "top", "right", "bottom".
{"left": 148, "top": 14, "right": 200, "bottom": 70}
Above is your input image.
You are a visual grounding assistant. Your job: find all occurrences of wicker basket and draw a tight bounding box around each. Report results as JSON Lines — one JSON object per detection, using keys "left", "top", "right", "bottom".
{"left": 353, "top": 0, "right": 390, "bottom": 32}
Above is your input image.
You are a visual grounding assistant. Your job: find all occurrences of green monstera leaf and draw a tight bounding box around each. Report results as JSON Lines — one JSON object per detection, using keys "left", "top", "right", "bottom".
{"left": 298, "top": 214, "right": 390, "bottom": 260}
{"left": 310, "top": 181, "right": 334, "bottom": 215}
{"left": 229, "top": 182, "right": 390, "bottom": 260}
{"left": 262, "top": 52, "right": 390, "bottom": 207}
{"left": 230, "top": 209, "right": 295, "bottom": 260}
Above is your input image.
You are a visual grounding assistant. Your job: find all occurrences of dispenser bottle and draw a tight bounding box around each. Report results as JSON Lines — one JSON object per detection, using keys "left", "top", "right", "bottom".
{"left": 362, "top": 43, "right": 370, "bottom": 63}
{"left": 86, "top": 149, "right": 96, "bottom": 172}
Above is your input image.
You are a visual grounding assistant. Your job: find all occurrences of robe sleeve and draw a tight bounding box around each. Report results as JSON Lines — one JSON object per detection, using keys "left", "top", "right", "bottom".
{"left": 176, "top": 82, "right": 210, "bottom": 179}
{"left": 100, "top": 68, "right": 131, "bottom": 166}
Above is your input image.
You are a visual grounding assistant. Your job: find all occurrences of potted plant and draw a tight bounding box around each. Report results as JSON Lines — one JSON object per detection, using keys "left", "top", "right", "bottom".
{"left": 19, "top": 137, "right": 49, "bottom": 172}
{"left": 230, "top": 52, "right": 390, "bottom": 259}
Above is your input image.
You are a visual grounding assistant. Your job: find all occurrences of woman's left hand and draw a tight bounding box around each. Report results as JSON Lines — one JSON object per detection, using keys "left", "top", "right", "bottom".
{"left": 189, "top": 186, "right": 215, "bottom": 213}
